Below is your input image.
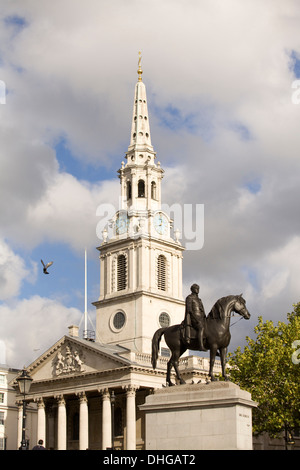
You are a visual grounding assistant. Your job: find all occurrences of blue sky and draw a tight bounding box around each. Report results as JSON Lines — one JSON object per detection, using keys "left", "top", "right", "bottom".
{"left": 54, "top": 137, "right": 115, "bottom": 183}
{"left": 1, "top": 1, "right": 300, "bottom": 368}
{"left": 290, "top": 50, "right": 300, "bottom": 78}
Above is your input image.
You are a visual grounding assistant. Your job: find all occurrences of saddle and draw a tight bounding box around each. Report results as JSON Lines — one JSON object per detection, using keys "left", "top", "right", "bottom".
{"left": 180, "top": 322, "right": 199, "bottom": 343}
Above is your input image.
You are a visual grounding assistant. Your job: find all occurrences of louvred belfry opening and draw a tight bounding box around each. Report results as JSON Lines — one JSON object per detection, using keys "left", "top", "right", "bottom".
{"left": 157, "top": 255, "right": 166, "bottom": 291}
{"left": 117, "top": 254, "right": 127, "bottom": 291}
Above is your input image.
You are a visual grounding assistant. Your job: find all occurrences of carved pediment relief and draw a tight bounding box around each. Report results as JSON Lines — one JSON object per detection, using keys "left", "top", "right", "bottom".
{"left": 52, "top": 343, "right": 85, "bottom": 377}
{"left": 27, "top": 335, "right": 132, "bottom": 382}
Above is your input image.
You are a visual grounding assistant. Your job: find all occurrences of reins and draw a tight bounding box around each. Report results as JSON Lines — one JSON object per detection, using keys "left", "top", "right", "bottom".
{"left": 230, "top": 315, "right": 244, "bottom": 328}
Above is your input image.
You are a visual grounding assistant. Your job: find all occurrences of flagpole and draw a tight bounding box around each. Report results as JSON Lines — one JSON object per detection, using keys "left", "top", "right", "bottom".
{"left": 84, "top": 248, "right": 87, "bottom": 339}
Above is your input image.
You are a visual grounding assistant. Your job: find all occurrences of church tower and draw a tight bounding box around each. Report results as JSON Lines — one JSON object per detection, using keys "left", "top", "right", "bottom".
{"left": 94, "top": 54, "right": 185, "bottom": 354}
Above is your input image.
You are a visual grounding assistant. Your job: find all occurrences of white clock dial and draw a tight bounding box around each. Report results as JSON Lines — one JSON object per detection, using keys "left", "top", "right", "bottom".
{"left": 154, "top": 212, "right": 168, "bottom": 235}
{"left": 116, "top": 213, "right": 129, "bottom": 235}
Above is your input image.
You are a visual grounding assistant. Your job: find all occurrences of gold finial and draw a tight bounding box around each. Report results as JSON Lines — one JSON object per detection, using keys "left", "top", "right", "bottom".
{"left": 137, "top": 51, "right": 143, "bottom": 81}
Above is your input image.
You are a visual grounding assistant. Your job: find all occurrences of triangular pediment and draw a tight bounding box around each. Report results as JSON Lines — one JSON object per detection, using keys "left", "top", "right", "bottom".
{"left": 26, "top": 335, "right": 132, "bottom": 382}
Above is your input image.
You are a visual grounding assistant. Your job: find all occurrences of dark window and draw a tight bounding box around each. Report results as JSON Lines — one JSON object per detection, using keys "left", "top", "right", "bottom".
{"left": 151, "top": 181, "right": 157, "bottom": 199}
{"left": 114, "top": 407, "right": 123, "bottom": 436}
{"left": 159, "top": 312, "right": 170, "bottom": 327}
{"left": 72, "top": 412, "right": 79, "bottom": 440}
{"left": 113, "top": 312, "right": 126, "bottom": 330}
{"left": 138, "top": 180, "right": 145, "bottom": 197}
{"left": 127, "top": 181, "right": 132, "bottom": 200}
{"left": 161, "top": 347, "right": 171, "bottom": 358}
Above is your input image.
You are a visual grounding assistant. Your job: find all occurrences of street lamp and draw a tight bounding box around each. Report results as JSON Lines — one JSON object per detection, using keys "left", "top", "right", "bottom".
{"left": 285, "top": 427, "right": 295, "bottom": 451}
{"left": 16, "top": 368, "right": 33, "bottom": 450}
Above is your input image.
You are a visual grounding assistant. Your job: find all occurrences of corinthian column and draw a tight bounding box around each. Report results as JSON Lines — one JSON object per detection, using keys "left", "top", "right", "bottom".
{"left": 78, "top": 392, "right": 89, "bottom": 450}
{"left": 56, "top": 395, "right": 67, "bottom": 450}
{"left": 124, "top": 385, "right": 138, "bottom": 450}
{"left": 36, "top": 397, "right": 46, "bottom": 445}
{"left": 101, "top": 389, "right": 111, "bottom": 450}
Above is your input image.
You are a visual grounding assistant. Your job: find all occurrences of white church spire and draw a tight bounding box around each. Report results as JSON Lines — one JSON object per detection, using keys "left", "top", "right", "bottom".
{"left": 95, "top": 57, "right": 185, "bottom": 355}
{"left": 127, "top": 51, "right": 154, "bottom": 155}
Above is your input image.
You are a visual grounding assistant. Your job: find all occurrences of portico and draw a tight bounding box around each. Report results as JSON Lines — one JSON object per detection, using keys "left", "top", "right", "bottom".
{"left": 16, "top": 330, "right": 169, "bottom": 450}
{"left": 14, "top": 327, "right": 220, "bottom": 449}
{"left": 29, "top": 386, "right": 141, "bottom": 450}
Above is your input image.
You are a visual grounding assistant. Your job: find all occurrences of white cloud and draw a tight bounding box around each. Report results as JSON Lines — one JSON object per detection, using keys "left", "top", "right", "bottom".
{"left": 0, "top": 239, "right": 35, "bottom": 300}
{"left": 256, "top": 236, "right": 300, "bottom": 304}
{"left": 25, "top": 172, "right": 119, "bottom": 251}
{"left": 0, "top": 295, "right": 82, "bottom": 368}
{"left": 0, "top": 0, "right": 300, "bottom": 365}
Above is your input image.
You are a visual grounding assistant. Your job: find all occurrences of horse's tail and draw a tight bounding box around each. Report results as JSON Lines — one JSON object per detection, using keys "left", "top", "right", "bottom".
{"left": 151, "top": 327, "right": 168, "bottom": 369}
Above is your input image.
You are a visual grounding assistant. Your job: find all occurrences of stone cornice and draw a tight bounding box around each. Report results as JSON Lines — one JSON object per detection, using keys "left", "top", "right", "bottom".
{"left": 93, "top": 289, "right": 185, "bottom": 308}
{"left": 24, "top": 363, "right": 168, "bottom": 400}
{"left": 97, "top": 233, "right": 185, "bottom": 254}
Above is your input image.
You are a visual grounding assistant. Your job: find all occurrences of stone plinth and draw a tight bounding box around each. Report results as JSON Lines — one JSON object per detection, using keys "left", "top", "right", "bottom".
{"left": 140, "top": 381, "right": 257, "bottom": 450}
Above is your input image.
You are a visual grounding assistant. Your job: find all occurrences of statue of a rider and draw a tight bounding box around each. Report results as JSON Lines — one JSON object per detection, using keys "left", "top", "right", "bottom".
{"left": 183, "top": 283, "right": 207, "bottom": 351}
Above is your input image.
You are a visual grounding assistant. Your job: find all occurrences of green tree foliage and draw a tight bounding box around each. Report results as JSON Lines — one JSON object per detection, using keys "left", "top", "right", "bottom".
{"left": 228, "top": 303, "right": 300, "bottom": 437}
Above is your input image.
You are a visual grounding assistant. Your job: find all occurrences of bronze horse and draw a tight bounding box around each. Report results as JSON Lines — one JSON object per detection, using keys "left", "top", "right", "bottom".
{"left": 152, "top": 295, "right": 250, "bottom": 386}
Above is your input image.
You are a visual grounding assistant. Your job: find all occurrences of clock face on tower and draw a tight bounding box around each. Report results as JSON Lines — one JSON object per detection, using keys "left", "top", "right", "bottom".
{"left": 115, "top": 213, "right": 129, "bottom": 235}
{"left": 153, "top": 212, "right": 168, "bottom": 235}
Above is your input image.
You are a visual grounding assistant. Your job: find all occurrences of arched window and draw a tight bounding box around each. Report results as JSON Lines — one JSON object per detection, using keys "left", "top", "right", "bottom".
{"left": 117, "top": 254, "right": 127, "bottom": 291}
{"left": 157, "top": 255, "right": 167, "bottom": 291}
{"left": 151, "top": 181, "right": 157, "bottom": 199}
{"left": 138, "top": 179, "right": 145, "bottom": 197}
{"left": 127, "top": 181, "right": 132, "bottom": 200}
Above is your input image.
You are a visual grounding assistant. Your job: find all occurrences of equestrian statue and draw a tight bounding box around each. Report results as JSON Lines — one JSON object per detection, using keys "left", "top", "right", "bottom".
{"left": 152, "top": 284, "right": 251, "bottom": 386}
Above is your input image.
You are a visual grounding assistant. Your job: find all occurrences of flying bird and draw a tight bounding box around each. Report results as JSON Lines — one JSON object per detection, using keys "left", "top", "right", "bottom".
{"left": 41, "top": 259, "right": 53, "bottom": 274}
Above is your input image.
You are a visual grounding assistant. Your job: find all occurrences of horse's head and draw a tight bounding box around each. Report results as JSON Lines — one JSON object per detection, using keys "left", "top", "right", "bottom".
{"left": 233, "top": 294, "right": 250, "bottom": 319}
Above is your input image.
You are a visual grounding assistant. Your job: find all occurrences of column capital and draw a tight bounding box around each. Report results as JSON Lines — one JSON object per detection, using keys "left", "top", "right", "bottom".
{"left": 98, "top": 387, "right": 111, "bottom": 399}
{"left": 76, "top": 391, "right": 88, "bottom": 404}
{"left": 34, "top": 397, "right": 45, "bottom": 408}
{"left": 55, "top": 394, "right": 66, "bottom": 406}
{"left": 123, "top": 384, "right": 139, "bottom": 396}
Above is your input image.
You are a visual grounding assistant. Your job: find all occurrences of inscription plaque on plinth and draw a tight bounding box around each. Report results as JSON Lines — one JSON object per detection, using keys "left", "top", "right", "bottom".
{"left": 140, "top": 381, "right": 257, "bottom": 450}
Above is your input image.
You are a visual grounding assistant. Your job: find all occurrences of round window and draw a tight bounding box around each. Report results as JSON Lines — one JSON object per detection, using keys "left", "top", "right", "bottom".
{"left": 113, "top": 312, "right": 126, "bottom": 330}
{"left": 159, "top": 312, "right": 170, "bottom": 328}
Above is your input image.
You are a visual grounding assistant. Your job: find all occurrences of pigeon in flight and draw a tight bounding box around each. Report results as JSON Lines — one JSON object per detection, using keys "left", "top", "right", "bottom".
{"left": 41, "top": 259, "right": 53, "bottom": 274}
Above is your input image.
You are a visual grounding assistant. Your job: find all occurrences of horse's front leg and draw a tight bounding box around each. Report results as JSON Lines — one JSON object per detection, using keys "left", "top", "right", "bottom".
{"left": 219, "top": 347, "right": 229, "bottom": 381}
{"left": 209, "top": 346, "right": 217, "bottom": 381}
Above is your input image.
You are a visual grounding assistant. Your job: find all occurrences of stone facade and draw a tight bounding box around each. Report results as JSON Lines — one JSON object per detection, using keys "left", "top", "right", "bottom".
{"left": 12, "top": 327, "right": 220, "bottom": 449}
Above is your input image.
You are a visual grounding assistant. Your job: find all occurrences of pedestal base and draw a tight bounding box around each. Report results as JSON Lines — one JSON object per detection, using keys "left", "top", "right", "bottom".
{"left": 140, "top": 381, "right": 257, "bottom": 450}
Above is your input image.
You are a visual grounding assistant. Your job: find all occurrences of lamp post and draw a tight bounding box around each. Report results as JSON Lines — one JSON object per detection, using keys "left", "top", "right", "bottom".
{"left": 111, "top": 391, "right": 115, "bottom": 450}
{"left": 16, "top": 368, "right": 33, "bottom": 450}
